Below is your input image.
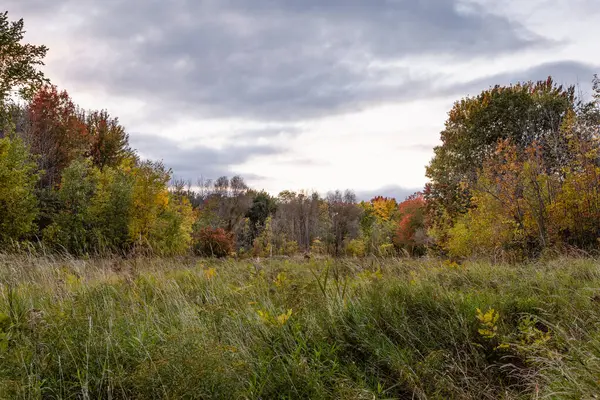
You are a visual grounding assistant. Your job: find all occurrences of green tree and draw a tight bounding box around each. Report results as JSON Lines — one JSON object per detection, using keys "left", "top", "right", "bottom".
{"left": 42, "top": 159, "right": 98, "bottom": 254}
{"left": 88, "top": 164, "right": 135, "bottom": 252}
{"left": 0, "top": 11, "right": 48, "bottom": 102}
{"left": 247, "top": 191, "right": 277, "bottom": 242}
{"left": 0, "top": 135, "right": 38, "bottom": 245}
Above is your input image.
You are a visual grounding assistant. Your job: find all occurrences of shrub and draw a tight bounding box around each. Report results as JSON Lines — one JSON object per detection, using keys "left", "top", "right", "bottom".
{"left": 346, "top": 238, "right": 366, "bottom": 257}
{"left": 193, "top": 227, "right": 234, "bottom": 257}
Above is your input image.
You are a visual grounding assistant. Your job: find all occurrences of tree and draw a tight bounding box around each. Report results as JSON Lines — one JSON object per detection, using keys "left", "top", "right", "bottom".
{"left": 0, "top": 11, "right": 48, "bottom": 102}
{"left": 273, "top": 190, "right": 322, "bottom": 253}
{"left": 359, "top": 196, "right": 399, "bottom": 255}
{"left": 86, "top": 110, "right": 131, "bottom": 170}
{"left": 426, "top": 77, "right": 576, "bottom": 240}
{"left": 42, "top": 159, "right": 99, "bottom": 254}
{"left": 0, "top": 135, "right": 38, "bottom": 245}
{"left": 128, "top": 160, "right": 171, "bottom": 252}
{"left": 149, "top": 191, "right": 195, "bottom": 256}
{"left": 325, "top": 190, "right": 362, "bottom": 256}
{"left": 394, "top": 193, "right": 427, "bottom": 256}
{"left": 25, "top": 85, "right": 89, "bottom": 188}
{"left": 247, "top": 191, "right": 277, "bottom": 242}
{"left": 88, "top": 164, "right": 136, "bottom": 252}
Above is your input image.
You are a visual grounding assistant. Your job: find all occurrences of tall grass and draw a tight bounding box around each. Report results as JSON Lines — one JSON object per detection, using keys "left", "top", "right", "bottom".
{"left": 0, "top": 254, "right": 599, "bottom": 399}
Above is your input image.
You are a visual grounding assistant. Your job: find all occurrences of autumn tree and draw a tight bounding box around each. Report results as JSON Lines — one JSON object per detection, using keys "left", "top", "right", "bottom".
{"left": 193, "top": 227, "right": 234, "bottom": 258}
{"left": 24, "top": 85, "right": 89, "bottom": 188}
{"left": 86, "top": 109, "right": 131, "bottom": 170}
{"left": 425, "top": 77, "right": 577, "bottom": 246}
{"left": 394, "top": 193, "right": 427, "bottom": 256}
{"left": 360, "top": 196, "right": 399, "bottom": 255}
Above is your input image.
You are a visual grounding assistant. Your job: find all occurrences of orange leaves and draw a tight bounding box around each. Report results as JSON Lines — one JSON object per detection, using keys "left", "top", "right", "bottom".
{"left": 193, "top": 227, "right": 234, "bottom": 258}
{"left": 394, "top": 193, "right": 426, "bottom": 255}
{"left": 27, "top": 85, "right": 89, "bottom": 187}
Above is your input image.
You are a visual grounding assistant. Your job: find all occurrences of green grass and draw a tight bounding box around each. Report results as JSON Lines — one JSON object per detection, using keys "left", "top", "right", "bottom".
{"left": 1, "top": 255, "right": 600, "bottom": 399}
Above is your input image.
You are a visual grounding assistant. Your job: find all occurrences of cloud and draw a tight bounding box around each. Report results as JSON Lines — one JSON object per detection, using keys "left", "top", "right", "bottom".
{"left": 128, "top": 133, "right": 280, "bottom": 183}
{"left": 7, "top": 0, "right": 548, "bottom": 122}
{"left": 356, "top": 185, "right": 421, "bottom": 202}
{"left": 448, "top": 60, "right": 599, "bottom": 99}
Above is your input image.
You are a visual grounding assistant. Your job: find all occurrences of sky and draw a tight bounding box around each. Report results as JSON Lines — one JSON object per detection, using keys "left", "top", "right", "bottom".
{"left": 6, "top": 0, "right": 599, "bottom": 201}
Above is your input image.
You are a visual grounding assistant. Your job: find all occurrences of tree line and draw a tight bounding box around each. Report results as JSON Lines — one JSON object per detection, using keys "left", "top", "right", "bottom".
{"left": 0, "top": 11, "right": 425, "bottom": 258}
{"left": 1, "top": 10, "right": 599, "bottom": 260}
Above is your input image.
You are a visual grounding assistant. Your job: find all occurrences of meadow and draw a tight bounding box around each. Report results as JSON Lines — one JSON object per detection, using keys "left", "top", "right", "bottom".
{"left": 1, "top": 254, "right": 600, "bottom": 399}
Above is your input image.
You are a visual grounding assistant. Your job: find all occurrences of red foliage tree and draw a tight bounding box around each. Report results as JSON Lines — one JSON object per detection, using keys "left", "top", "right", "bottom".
{"left": 394, "top": 192, "right": 427, "bottom": 255}
{"left": 25, "top": 85, "right": 89, "bottom": 187}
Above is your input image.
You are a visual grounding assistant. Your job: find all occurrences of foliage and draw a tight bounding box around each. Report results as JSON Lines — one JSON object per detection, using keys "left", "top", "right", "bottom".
{"left": 359, "top": 196, "right": 398, "bottom": 255}
{"left": 87, "top": 164, "right": 136, "bottom": 252}
{"left": 252, "top": 215, "right": 274, "bottom": 257}
{"left": 86, "top": 110, "right": 131, "bottom": 170}
{"left": 42, "top": 159, "right": 99, "bottom": 254}
{"left": 246, "top": 191, "right": 277, "bottom": 242}
{"left": 25, "top": 85, "right": 89, "bottom": 188}
{"left": 394, "top": 192, "right": 427, "bottom": 256}
{"left": 346, "top": 238, "right": 366, "bottom": 257}
{"left": 128, "top": 161, "right": 171, "bottom": 251}
{"left": 425, "top": 78, "right": 577, "bottom": 240}
{"left": 193, "top": 227, "right": 234, "bottom": 257}
{"left": 0, "top": 135, "right": 38, "bottom": 244}
{"left": 148, "top": 192, "right": 195, "bottom": 256}
{"left": 0, "top": 11, "right": 48, "bottom": 102}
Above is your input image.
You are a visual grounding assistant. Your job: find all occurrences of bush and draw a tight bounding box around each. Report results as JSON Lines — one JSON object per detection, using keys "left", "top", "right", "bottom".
{"left": 346, "top": 238, "right": 366, "bottom": 257}
{"left": 193, "top": 227, "right": 234, "bottom": 257}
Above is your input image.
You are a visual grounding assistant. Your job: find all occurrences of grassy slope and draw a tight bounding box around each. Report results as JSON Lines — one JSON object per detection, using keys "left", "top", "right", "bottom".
{"left": 0, "top": 255, "right": 599, "bottom": 399}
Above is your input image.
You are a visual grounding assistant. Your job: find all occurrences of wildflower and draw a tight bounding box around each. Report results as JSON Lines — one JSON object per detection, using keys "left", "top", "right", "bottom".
{"left": 476, "top": 307, "right": 499, "bottom": 338}
{"left": 276, "top": 309, "right": 293, "bottom": 325}
{"left": 204, "top": 268, "right": 217, "bottom": 280}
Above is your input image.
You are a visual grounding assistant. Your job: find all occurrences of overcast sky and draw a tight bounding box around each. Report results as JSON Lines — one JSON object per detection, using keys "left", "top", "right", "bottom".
{"left": 7, "top": 0, "right": 599, "bottom": 200}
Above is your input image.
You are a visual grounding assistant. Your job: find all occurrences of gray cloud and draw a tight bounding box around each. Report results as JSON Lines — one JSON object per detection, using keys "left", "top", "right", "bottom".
{"left": 8, "top": 0, "right": 548, "bottom": 122}
{"left": 128, "top": 133, "right": 279, "bottom": 183}
{"left": 356, "top": 185, "right": 421, "bottom": 202}
{"left": 448, "top": 60, "right": 599, "bottom": 100}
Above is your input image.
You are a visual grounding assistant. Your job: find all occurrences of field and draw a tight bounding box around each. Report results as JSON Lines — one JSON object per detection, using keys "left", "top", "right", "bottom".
{"left": 1, "top": 255, "right": 600, "bottom": 399}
